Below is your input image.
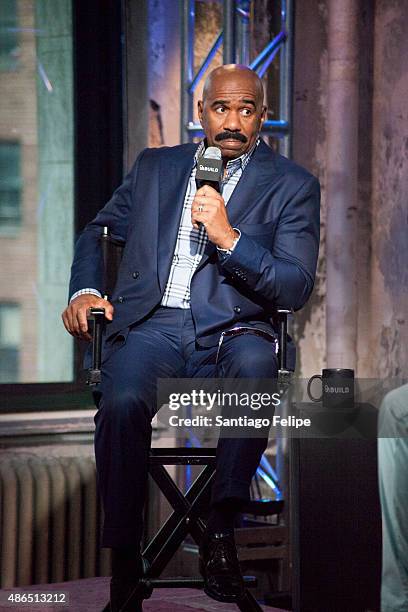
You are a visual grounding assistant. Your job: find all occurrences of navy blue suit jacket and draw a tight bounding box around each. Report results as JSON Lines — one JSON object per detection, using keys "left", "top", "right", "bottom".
{"left": 69, "top": 140, "right": 320, "bottom": 368}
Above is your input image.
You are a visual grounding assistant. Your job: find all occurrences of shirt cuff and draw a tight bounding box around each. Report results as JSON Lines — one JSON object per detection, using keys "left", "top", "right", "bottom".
{"left": 70, "top": 288, "right": 102, "bottom": 303}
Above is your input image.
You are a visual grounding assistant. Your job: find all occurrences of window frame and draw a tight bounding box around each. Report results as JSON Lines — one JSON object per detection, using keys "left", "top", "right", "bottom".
{"left": 0, "top": 0, "right": 19, "bottom": 72}
{"left": 0, "top": 0, "right": 124, "bottom": 412}
{"left": 0, "top": 140, "right": 22, "bottom": 231}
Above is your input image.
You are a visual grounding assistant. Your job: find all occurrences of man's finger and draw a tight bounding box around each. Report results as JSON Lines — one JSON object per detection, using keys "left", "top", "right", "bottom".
{"left": 88, "top": 300, "right": 114, "bottom": 321}
{"left": 196, "top": 184, "right": 219, "bottom": 197}
{"left": 105, "top": 303, "right": 114, "bottom": 320}
{"left": 70, "top": 306, "right": 82, "bottom": 336}
{"left": 65, "top": 307, "right": 78, "bottom": 336}
{"left": 77, "top": 308, "right": 89, "bottom": 334}
{"left": 74, "top": 310, "right": 93, "bottom": 341}
{"left": 191, "top": 201, "right": 217, "bottom": 215}
{"left": 192, "top": 204, "right": 207, "bottom": 215}
{"left": 193, "top": 195, "right": 218, "bottom": 208}
{"left": 61, "top": 312, "right": 74, "bottom": 337}
{"left": 191, "top": 209, "right": 209, "bottom": 227}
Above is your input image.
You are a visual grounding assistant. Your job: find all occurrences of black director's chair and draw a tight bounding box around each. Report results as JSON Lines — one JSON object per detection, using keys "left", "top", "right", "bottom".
{"left": 88, "top": 227, "right": 291, "bottom": 611}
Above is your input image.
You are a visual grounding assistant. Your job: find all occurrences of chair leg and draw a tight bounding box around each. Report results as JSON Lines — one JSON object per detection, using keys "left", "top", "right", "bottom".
{"left": 236, "top": 590, "right": 265, "bottom": 611}
{"left": 146, "top": 465, "right": 264, "bottom": 611}
{"left": 144, "top": 463, "right": 214, "bottom": 575}
{"left": 101, "top": 460, "right": 265, "bottom": 611}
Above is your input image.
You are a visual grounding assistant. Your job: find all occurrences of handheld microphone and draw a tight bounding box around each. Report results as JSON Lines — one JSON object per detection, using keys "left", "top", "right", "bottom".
{"left": 195, "top": 146, "right": 223, "bottom": 193}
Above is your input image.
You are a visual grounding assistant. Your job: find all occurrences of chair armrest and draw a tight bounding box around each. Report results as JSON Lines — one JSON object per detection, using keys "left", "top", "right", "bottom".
{"left": 86, "top": 307, "right": 105, "bottom": 385}
{"left": 275, "top": 309, "right": 291, "bottom": 371}
{"left": 275, "top": 309, "right": 292, "bottom": 393}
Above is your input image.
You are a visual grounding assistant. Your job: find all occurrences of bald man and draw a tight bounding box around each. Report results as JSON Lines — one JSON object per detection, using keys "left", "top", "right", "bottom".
{"left": 63, "top": 65, "right": 320, "bottom": 610}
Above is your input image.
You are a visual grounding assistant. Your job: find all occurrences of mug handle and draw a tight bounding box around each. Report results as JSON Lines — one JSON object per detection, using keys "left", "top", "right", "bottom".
{"left": 307, "top": 374, "right": 323, "bottom": 402}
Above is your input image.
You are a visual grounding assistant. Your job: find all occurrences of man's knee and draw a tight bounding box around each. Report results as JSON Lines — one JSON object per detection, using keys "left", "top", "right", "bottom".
{"left": 99, "top": 385, "right": 153, "bottom": 425}
{"left": 220, "top": 337, "right": 278, "bottom": 378}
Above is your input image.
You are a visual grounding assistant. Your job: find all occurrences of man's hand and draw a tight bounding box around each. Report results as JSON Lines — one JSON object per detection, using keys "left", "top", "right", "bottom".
{"left": 191, "top": 185, "right": 238, "bottom": 249}
{"left": 61, "top": 294, "right": 114, "bottom": 342}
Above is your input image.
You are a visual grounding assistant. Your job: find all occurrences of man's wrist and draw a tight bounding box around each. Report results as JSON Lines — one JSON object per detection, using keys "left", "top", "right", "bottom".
{"left": 216, "top": 227, "right": 239, "bottom": 250}
{"left": 216, "top": 228, "right": 241, "bottom": 254}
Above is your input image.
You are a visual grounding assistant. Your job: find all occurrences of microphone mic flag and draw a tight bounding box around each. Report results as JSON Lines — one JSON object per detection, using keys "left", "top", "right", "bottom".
{"left": 195, "top": 146, "right": 223, "bottom": 192}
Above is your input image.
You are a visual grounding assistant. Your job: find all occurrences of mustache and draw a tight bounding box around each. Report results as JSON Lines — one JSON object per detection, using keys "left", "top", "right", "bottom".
{"left": 215, "top": 131, "right": 248, "bottom": 144}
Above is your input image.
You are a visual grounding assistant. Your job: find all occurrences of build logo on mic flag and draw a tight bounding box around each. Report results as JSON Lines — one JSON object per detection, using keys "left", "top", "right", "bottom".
{"left": 196, "top": 146, "right": 223, "bottom": 191}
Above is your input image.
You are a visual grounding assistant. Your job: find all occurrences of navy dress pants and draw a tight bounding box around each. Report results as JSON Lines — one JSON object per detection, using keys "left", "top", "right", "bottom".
{"left": 93, "top": 306, "right": 278, "bottom": 549}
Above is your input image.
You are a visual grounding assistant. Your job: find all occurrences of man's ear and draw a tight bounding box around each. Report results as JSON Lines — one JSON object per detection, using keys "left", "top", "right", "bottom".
{"left": 197, "top": 100, "right": 203, "bottom": 124}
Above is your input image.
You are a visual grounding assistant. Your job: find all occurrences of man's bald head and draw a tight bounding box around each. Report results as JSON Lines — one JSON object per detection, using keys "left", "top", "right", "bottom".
{"left": 202, "top": 65, "right": 264, "bottom": 107}
{"left": 198, "top": 64, "right": 267, "bottom": 160}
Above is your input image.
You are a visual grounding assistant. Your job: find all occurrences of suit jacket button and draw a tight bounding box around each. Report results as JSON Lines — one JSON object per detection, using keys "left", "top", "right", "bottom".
{"left": 132, "top": 271, "right": 139, "bottom": 279}
{"left": 233, "top": 306, "right": 241, "bottom": 314}
{"left": 118, "top": 296, "right": 124, "bottom": 303}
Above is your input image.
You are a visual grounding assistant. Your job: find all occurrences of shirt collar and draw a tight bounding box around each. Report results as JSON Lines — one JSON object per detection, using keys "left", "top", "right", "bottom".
{"left": 194, "top": 137, "right": 260, "bottom": 172}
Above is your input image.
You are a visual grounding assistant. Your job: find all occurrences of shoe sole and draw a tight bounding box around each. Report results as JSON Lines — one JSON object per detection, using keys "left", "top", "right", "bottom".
{"left": 203, "top": 585, "right": 245, "bottom": 604}
{"left": 199, "top": 558, "right": 245, "bottom": 604}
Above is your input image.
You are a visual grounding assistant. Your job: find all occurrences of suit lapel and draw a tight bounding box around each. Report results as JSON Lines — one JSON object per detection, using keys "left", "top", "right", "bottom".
{"left": 157, "top": 144, "right": 198, "bottom": 292}
{"left": 224, "top": 140, "right": 280, "bottom": 225}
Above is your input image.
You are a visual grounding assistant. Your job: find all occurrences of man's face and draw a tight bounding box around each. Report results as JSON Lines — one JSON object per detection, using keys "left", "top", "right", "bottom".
{"left": 198, "top": 70, "right": 266, "bottom": 161}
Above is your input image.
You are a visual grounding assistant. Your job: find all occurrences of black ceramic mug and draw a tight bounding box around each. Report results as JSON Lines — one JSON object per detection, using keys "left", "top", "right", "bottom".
{"left": 307, "top": 368, "right": 355, "bottom": 411}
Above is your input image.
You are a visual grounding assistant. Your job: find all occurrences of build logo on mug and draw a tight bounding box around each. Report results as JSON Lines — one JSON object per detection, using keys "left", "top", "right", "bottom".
{"left": 307, "top": 368, "right": 355, "bottom": 412}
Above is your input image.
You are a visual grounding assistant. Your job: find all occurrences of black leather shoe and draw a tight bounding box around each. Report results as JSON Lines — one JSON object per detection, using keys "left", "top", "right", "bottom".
{"left": 199, "top": 531, "right": 245, "bottom": 603}
{"left": 109, "top": 578, "right": 144, "bottom": 612}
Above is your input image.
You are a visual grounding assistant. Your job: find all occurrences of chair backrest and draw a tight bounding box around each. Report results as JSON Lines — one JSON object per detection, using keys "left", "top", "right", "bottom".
{"left": 100, "top": 226, "right": 125, "bottom": 300}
